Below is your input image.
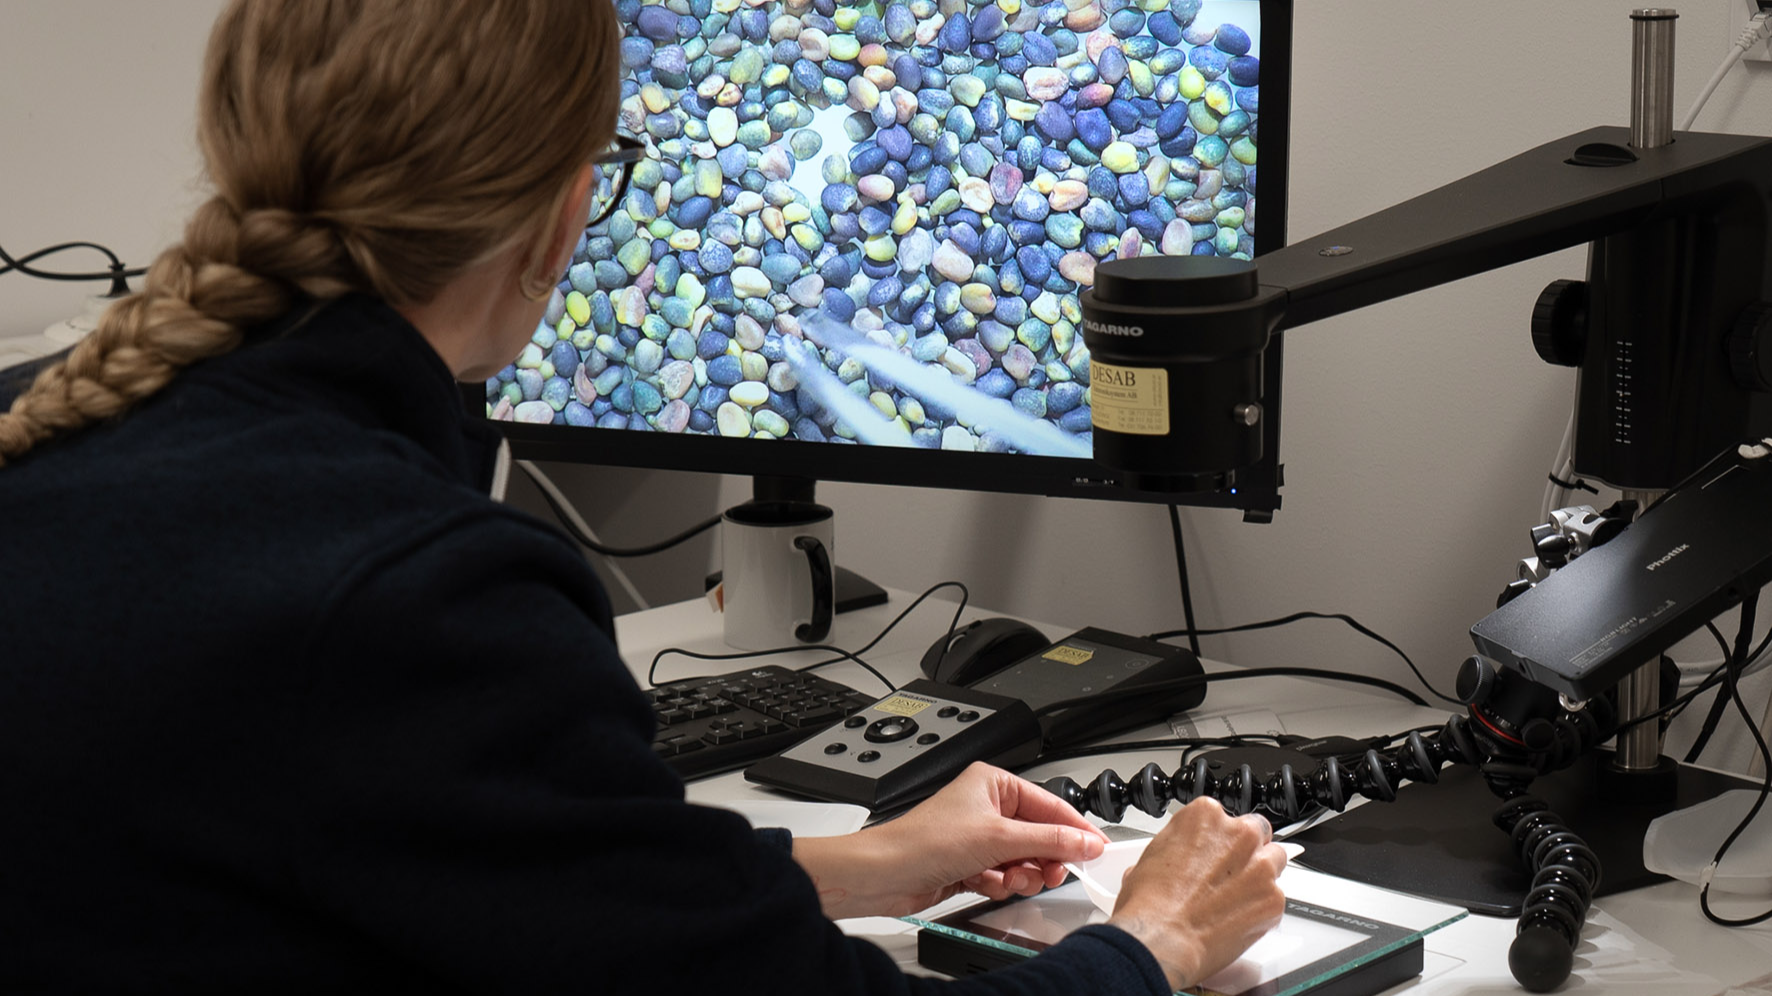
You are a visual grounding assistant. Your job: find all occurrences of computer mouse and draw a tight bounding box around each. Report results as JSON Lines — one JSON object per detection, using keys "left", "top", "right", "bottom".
{"left": 921, "top": 618, "right": 1051, "bottom": 687}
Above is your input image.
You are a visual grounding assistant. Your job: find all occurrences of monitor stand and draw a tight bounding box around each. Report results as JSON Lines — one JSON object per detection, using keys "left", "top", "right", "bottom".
{"left": 1288, "top": 749, "right": 1761, "bottom": 916}
{"left": 703, "top": 475, "right": 889, "bottom": 615}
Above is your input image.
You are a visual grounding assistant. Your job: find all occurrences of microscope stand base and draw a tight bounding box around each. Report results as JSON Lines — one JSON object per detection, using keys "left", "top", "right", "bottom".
{"left": 1288, "top": 749, "right": 1758, "bottom": 916}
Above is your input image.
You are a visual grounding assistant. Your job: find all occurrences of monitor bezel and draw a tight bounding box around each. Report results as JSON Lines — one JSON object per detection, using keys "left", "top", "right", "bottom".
{"left": 476, "top": 0, "right": 1295, "bottom": 516}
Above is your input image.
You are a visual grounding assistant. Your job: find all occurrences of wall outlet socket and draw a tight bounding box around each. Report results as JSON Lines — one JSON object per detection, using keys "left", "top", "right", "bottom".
{"left": 1731, "top": 0, "right": 1772, "bottom": 62}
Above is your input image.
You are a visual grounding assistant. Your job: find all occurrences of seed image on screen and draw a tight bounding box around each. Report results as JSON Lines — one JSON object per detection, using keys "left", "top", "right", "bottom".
{"left": 487, "top": 0, "right": 1261, "bottom": 458}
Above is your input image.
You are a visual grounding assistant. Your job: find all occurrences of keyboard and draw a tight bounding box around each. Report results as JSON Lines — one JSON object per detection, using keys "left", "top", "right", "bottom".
{"left": 648, "top": 665, "right": 879, "bottom": 779}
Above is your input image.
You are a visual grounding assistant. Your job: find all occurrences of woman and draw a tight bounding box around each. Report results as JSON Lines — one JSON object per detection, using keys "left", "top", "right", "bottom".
{"left": 0, "top": 2, "right": 1285, "bottom": 993}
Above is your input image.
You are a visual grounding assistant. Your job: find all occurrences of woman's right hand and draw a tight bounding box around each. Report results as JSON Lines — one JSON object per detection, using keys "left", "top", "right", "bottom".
{"left": 1106, "top": 797, "right": 1289, "bottom": 992}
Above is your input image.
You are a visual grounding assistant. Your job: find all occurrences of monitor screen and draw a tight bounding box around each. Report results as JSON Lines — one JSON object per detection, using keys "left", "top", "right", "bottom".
{"left": 480, "top": 0, "right": 1291, "bottom": 514}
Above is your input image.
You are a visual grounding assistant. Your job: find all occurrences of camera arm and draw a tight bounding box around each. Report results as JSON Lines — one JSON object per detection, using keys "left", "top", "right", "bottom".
{"left": 1081, "top": 126, "right": 1772, "bottom": 495}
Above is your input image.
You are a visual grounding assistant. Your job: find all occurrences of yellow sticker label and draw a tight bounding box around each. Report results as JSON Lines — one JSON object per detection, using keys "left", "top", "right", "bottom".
{"left": 1043, "top": 645, "right": 1095, "bottom": 666}
{"left": 1090, "top": 361, "right": 1170, "bottom": 436}
{"left": 876, "top": 695, "right": 934, "bottom": 717}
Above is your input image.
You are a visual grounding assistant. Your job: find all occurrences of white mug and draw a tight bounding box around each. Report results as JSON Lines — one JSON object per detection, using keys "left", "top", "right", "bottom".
{"left": 720, "top": 501, "right": 836, "bottom": 650}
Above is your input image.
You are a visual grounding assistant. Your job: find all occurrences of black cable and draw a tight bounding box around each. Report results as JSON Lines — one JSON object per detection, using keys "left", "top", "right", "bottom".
{"left": 647, "top": 580, "right": 972, "bottom": 693}
{"left": 0, "top": 241, "right": 144, "bottom": 291}
{"left": 1547, "top": 473, "right": 1597, "bottom": 494}
{"left": 1029, "top": 666, "right": 1429, "bottom": 721}
{"left": 1700, "top": 592, "right": 1772, "bottom": 927}
{"left": 1686, "top": 613, "right": 1755, "bottom": 763}
{"left": 1150, "top": 611, "right": 1460, "bottom": 706}
{"left": 649, "top": 643, "right": 895, "bottom": 694}
{"left": 1028, "top": 734, "right": 1287, "bottom": 770}
{"left": 519, "top": 462, "right": 720, "bottom": 557}
{"left": 1639, "top": 624, "right": 1734, "bottom": 732}
{"left": 807, "top": 581, "right": 968, "bottom": 668}
{"left": 1167, "top": 505, "right": 1202, "bottom": 659}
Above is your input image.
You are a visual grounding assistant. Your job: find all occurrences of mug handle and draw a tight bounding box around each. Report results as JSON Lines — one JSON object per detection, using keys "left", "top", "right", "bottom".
{"left": 793, "top": 535, "right": 834, "bottom": 643}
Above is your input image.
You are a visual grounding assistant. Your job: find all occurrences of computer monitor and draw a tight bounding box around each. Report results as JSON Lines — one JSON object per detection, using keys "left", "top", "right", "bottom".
{"left": 478, "top": 0, "right": 1292, "bottom": 518}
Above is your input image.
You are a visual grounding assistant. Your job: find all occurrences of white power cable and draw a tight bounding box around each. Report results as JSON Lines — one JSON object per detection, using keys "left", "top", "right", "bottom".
{"left": 517, "top": 458, "right": 652, "bottom": 611}
{"left": 1541, "top": 407, "right": 1576, "bottom": 523}
{"left": 1681, "top": 12, "right": 1772, "bottom": 131}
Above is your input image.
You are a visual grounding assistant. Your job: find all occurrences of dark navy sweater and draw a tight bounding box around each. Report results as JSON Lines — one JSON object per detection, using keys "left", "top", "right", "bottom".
{"left": 0, "top": 296, "right": 1168, "bottom": 995}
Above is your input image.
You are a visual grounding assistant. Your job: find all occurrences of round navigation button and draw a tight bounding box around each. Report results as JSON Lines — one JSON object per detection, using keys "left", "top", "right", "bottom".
{"left": 857, "top": 750, "right": 881, "bottom": 763}
{"left": 956, "top": 710, "right": 980, "bottom": 723}
{"left": 823, "top": 743, "right": 847, "bottom": 755}
{"left": 844, "top": 715, "right": 867, "bottom": 729}
{"left": 865, "top": 716, "right": 920, "bottom": 743}
{"left": 916, "top": 733, "right": 940, "bottom": 745}
{"left": 936, "top": 706, "right": 959, "bottom": 718}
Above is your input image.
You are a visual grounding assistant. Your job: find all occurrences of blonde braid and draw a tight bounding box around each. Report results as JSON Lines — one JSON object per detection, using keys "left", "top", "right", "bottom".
{"left": 0, "top": 198, "right": 361, "bottom": 466}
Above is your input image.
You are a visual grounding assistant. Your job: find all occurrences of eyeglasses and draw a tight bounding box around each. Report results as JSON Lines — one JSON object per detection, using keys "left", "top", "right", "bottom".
{"left": 586, "top": 134, "right": 645, "bottom": 231}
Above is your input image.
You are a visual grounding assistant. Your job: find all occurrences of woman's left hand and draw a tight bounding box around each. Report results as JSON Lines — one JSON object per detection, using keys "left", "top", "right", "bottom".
{"left": 791, "top": 762, "right": 1108, "bottom": 920}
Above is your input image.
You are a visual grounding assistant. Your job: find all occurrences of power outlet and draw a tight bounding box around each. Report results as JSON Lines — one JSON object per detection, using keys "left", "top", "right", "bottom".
{"left": 1731, "top": 0, "right": 1772, "bottom": 63}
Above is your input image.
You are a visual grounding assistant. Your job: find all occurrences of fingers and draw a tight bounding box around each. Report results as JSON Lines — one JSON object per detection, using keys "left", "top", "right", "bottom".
{"left": 995, "top": 768, "right": 1109, "bottom": 840}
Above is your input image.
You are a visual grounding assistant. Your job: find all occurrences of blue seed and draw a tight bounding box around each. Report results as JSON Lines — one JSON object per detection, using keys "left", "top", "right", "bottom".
{"left": 1086, "top": 166, "right": 1118, "bottom": 199}
{"left": 1118, "top": 173, "right": 1150, "bottom": 209}
{"left": 938, "top": 11, "right": 970, "bottom": 53}
{"left": 1047, "top": 381, "right": 1084, "bottom": 415}
{"left": 1105, "top": 99, "right": 1142, "bottom": 132}
{"left": 980, "top": 224, "right": 1009, "bottom": 261}
{"left": 1189, "top": 46, "right": 1229, "bottom": 79}
{"left": 1236, "top": 85, "right": 1260, "bottom": 114}
{"left": 958, "top": 142, "right": 994, "bottom": 178}
{"left": 1008, "top": 220, "right": 1047, "bottom": 246}
{"left": 855, "top": 14, "right": 887, "bottom": 44}
{"left": 851, "top": 144, "right": 888, "bottom": 175}
{"left": 707, "top": 355, "right": 743, "bottom": 386}
{"left": 1160, "top": 126, "right": 1199, "bottom": 158}
{"left": 1097, "top": 46, "right": 1129, "bottom": 86}
{"left": 1059, "top": 407, "right": 1093, "bottom": 434}
{"left": 1034, "top": 102, "right": 1075, "bottom": 143}
{"left": 636, "top": 5, "right": 678, "bottom": 42}
{"left": 564, "top": 401, "right": 596, "bottom": 427}
{"left": 1229, "top": 56, "right": 1260, "bottom": 87}
{"left": 1074, "top": 108, "right": 1113, "bottom": 152}
{"left": 700, "top": 241, "right": 736, "bottom": 275}
{"left": 883, "top": 3, "right": 915, "bottom": 44}
{"left": 1147, "top": 11, "right": 1181, "bottom": 45}
{"left": 1080, "top": 199, "right": 1122, "bottom": 232}
{"left": 822, "top": 287, "right": 857, "bottom": 322}
{"left": 610, "top": 383, "right": 635, "bottom": 413}
{"left": 868, "top": 274, "right": 904, "bottom": 307}
{"left": 1050, "top": 28, "right": 1079, "bottom": 57}
{"left": 977, "top": 369, "right": 1016, "bottom": 398}
{"left": 1021, "top": 31, "right": 1057, "bottom": 66}
{"left": 1215, "top": 23, "right": 1252, "bottom": 56}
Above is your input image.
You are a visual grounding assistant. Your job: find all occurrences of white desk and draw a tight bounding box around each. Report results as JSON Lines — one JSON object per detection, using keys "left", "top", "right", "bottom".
{"left": 615, "top": 593, "right": 1772, "bottom": 995}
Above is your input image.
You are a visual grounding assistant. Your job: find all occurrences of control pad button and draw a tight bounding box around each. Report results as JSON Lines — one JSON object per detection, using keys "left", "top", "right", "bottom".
{"left": 864, "top": 716, "right": 920, "bottom": 743}
{"left": 936, "top": 706, "right": 959, "bottom": 718}
{"left": 857, "top": 750, "right": 881, "bottom": 763}
{"left": 843, "top": 715, "right": 867, "bottom": 729}
{"left": 956, "top": 710, "right": 980, "bottom": 723}
{"left": 916, "top": 733, "right": 941, "bottom": 745}
{"left": 823, "top": 743, "right": 847, "bottom": 755}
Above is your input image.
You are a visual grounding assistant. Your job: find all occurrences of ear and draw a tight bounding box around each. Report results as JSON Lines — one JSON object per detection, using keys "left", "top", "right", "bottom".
{"left": 531, "top": 163, "right": 596, "bottom": 292}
